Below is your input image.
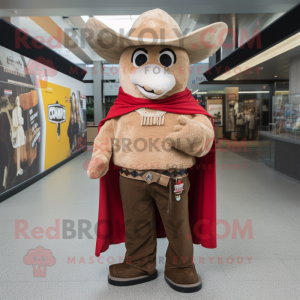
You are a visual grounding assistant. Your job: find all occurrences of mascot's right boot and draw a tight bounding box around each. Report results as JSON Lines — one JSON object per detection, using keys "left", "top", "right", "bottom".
{"left": 108, "top": 175, "right": 202, "bottom": 292}
{"left": 108, "top": 263, "right": 158, "bottom": 286}
{"left": 164, "top": 267, "right": 202, "bottom": 293}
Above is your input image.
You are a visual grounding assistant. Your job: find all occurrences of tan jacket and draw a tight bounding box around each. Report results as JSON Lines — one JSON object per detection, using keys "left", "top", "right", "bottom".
{"left": 89, "top": 109, "right": 214, "bottom": 178}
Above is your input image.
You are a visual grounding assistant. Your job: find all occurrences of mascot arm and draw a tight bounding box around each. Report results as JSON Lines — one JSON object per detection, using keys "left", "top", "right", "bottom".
{"left": 166, "top": 114, "right": 214, "bottom": 157}
{"left": 87, "top": 120, "right": 114, "bottom": 179}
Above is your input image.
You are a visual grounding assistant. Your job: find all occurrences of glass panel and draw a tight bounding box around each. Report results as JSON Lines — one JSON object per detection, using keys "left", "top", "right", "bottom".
{"left": 104, "top": 96, "right": 117, "bottom": 117}
{"left": 272, "top": 94, "right": 300, "bottom": 140}
{"left": 258, "top": 93, "right": 300, "bottom": 172}
{"left": 86, "top": 96, "right": 94, "bottom": 122}
{"left": 258, "top": 134, "right": 275, "bottom": 168}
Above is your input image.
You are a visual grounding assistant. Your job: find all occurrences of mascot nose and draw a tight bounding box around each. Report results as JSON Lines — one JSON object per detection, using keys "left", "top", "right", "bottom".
{"left": 130, "top": 64, "right": 176, "bottom": 99}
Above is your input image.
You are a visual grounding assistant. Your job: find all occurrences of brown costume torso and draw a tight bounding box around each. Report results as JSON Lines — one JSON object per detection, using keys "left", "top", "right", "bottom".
{"left": 91, "top": 109, "right": 214, "bottom": 173}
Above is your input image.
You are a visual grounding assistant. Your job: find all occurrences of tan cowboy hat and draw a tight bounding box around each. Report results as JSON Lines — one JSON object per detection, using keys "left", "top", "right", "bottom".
{"left": 85, "top": 9, "right": 228, "bottom": 64}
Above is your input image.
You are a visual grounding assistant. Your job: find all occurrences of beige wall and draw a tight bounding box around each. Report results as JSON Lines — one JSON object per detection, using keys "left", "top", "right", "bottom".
{"left": 87, "top": 126, "right": 98, "bottom": 143}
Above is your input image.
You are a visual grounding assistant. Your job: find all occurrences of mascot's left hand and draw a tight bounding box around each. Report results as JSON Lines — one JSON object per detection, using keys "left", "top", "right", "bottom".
{"left": 165, "top": 115, "right": 203, "bottom": 153}
{"left": 87, "top": 155, "right": 109, "bottom": 179}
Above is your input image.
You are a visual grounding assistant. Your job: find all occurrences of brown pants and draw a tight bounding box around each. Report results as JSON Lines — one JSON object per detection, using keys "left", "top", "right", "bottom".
{"left": 119, "top": 175, "right": 195, "bottom": 274}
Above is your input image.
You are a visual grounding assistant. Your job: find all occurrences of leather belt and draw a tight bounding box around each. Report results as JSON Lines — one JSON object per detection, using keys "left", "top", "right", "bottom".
{"left": 120, "top": 168, "right": 189, "bottom": 213}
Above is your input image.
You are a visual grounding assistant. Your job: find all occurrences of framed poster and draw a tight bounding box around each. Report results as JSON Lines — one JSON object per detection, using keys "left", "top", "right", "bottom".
{"left": 227, "top": 94, "right": 237, "bottom": 100}
{"left": 208, "top": 104, "right": 223, "bottom": 126}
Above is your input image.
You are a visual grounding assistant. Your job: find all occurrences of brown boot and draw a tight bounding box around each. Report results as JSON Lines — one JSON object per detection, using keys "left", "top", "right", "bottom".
{"left": 108, "top": 263, "right": 158, "bottom": 286}
{"left": 165, "top": 267, "right": 202, "bottom": 293}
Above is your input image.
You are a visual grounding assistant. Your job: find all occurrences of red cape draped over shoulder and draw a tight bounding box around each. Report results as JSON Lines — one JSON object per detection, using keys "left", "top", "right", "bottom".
{"left": 95, "top": 87, "right": 216, "bottom": 256}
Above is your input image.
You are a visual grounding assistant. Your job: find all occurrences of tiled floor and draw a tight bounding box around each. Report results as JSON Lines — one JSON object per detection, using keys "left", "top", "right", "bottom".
{"left": 1, "top": 148, "right": 300, "bottom": 299}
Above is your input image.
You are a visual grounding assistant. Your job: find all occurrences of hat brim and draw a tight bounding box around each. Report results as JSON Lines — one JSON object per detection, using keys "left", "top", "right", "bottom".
{"left": 85, "top": 18, "right": 228, "bottom": 64}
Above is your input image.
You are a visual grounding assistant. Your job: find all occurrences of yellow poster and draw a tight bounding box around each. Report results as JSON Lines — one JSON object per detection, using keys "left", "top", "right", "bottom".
{"left": 41, "top": 81, "right": 71, "bottom": 170}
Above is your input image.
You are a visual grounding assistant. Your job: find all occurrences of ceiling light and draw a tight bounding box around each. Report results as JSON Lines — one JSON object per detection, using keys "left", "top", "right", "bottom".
{"left": 196, "top": 92, "right": 208, "bottom": 94}
{"left": 54, "top": 49, "right": 70, "bottom": 53}
{"left": 238, "top": 91, "right": 269, "bottom": 94}
{"left": 81, "top": 15, "right": 140, "bottom": 35}
{"left": 192, "top": 89, "right": 199, "bottom": 94}
{"left": 81, "top": 16, "right": 90, "bottom": 22}
{"left": 215, "top": 32, "right": 300, "bottom": 80}
{"left": 275, "top": 75, "right": 277, "bottom": 77}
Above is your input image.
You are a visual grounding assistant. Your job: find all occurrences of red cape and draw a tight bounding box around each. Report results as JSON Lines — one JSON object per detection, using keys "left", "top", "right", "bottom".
{"left": 95, "top": 87, "right": 216, "bottom": 256}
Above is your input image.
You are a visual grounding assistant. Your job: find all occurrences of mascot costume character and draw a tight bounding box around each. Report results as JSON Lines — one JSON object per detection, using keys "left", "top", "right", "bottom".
{"left": 85, "top": 9, "right": 227, "bottom": 293}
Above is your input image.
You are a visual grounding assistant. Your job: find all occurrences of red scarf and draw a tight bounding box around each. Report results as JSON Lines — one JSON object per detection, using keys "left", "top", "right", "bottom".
{"left": 95, "top": 87, "right": 217, "bottom": 256}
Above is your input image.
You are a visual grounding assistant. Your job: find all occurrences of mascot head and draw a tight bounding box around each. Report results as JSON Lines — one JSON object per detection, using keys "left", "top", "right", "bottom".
{"left": 85, "top": 9, "right": 227, "bottom": 100}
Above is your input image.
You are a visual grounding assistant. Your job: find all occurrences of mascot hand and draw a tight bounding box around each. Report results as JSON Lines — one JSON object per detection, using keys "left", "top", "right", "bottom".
{"left": 87, "top": 156, "right": 109, "bottom": 179}
{"left": 165, "top": 115, "right": 203, "bottom": 153}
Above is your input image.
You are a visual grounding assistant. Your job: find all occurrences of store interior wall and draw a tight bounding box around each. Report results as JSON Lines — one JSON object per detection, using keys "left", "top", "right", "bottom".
{"left": 92, "top": 61, "right": 104, "bottom": 124}
{"left": 289, "top": 57, "right": 300, "bottom": 96}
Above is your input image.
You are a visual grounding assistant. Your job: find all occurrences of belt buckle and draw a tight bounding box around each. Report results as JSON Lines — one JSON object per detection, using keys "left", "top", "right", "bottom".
{"left": 174, "top": 177, "right": 183, "bottom": 201}
{"left": 145, "top": 172, "right": 153, "bottom": 182}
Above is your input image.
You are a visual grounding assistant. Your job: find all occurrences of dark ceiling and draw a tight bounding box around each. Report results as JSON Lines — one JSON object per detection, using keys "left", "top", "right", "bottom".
{"left": 0, "top": 0, "right": 299, "bottom": 16}
{"left": 226, "top": 45, "right": 300, "bottom": 81}
{"left": 203, "top": 2, "right": 300, "bottom": 83}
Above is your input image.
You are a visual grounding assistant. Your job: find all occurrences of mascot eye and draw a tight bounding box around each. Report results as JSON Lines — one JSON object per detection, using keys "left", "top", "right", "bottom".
{"left": 159, "top": 50, "right": 176, "bottom": 68}
{"left": 132, "top": 49, "right": 148, "bottom": 67}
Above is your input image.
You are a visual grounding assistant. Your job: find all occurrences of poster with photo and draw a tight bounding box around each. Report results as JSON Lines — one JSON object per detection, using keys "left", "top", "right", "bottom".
{"left": 208, "top": 104, "right": 223, "bottom": 125}
{"left": 67, "top": 90, "right": 87, "bottom": 155}
{"left": 0, "top": 82, "right": 42, "bottom": 194}
{"left": 0, "top": 45, "right": 86, "bottom": 197}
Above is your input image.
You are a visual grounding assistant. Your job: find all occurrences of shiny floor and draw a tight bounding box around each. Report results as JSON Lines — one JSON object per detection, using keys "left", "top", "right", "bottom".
{"left": 1, "top": 147, "right": 300, "bottom": 300}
